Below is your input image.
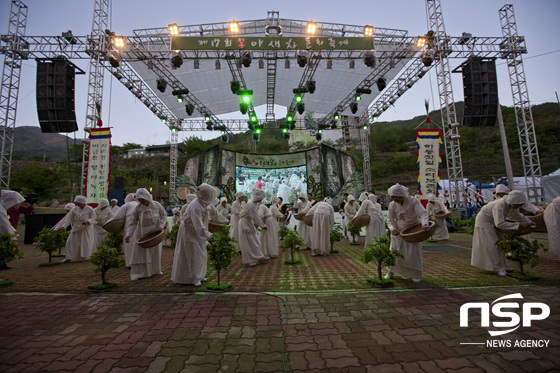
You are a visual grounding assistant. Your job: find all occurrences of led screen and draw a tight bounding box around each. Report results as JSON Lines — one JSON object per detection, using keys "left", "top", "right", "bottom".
{"left": 236, "top": 165, "right": 307, "bottom": 204}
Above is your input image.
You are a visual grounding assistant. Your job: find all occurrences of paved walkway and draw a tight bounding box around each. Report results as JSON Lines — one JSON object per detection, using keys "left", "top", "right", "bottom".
{"left": 1, "top": 285, "right": 559, "bottom": 372}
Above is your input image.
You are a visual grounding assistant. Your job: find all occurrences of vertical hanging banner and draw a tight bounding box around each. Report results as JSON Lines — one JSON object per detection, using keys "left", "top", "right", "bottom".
{"left": 85, "top": 128, "right": 111, "bottom": 204}
{"left": 417, "top": 129, "right": 442, "bottom": 207}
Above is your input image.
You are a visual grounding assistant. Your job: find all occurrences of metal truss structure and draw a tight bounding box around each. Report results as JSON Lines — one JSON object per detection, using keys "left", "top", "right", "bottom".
{"left": 0, "top": 0, "right": 543, "bottom": 207}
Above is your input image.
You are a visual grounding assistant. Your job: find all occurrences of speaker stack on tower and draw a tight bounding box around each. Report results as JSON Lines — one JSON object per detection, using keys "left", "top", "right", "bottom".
{"left": 462, "top": 57, "right": 498, "bottom": 127}
{"left": 36, "top": 58, "right": 78, "bottom": 133}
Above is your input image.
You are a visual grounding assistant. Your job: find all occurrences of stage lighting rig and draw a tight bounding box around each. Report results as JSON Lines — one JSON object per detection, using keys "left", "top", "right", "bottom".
{"left": 113, "top": 36, "right": 125, "bottom": 49}
{"left": 156, "top": 78, "right": 168, "bottom": 93}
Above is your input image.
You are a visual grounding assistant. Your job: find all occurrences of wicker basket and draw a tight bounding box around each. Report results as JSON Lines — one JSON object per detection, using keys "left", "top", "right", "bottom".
{"left": 435, "top": 212, "right": 451, "bottom": 219}
{"left": 137, "top": 230, "right": 166, "bottom": 248}
{"left": 208, "top": 221, "right": 225, "bottom": 233}
{"left": 102, "top": 218, "right": 125, "bottom": 233}
{"left": 351, "top": 215, "right": 370, "bottom": 228}
{"left": 294, "top": 212, "right": 305, "bottom": 221}
{"left": 303, "top": 214, "right": 313, "bottom": 226}
{"left": 529, "top": 213, "right": 547, "bottom": 233}
{"left": 400, "top": 222, "right": 436, "bottom": 243}
{"left": 176, "top": 187, "right": 190, "bottom": 200}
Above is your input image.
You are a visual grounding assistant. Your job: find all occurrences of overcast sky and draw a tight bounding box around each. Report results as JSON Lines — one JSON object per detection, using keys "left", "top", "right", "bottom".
{"left": 1, "top": 0, "right": 559, "bottom": 146}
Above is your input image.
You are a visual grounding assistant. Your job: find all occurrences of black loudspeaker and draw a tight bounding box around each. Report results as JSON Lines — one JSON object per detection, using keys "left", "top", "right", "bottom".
{"left": 24, "top": 213, "right": 67, "bottom": 244}
{"left": 462, "top": 58, "right": 498, "bottom": 127}
{"left": 113, "top": 177, "right": 125, "bottom": 190}
{"left": 108, "top": 189, "right": 126, "bottom": 206}
{"left": 36, "top": 59, "right": 78, "bottom": 133}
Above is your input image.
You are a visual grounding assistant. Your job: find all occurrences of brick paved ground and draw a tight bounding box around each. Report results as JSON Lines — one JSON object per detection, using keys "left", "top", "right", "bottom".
{"left": 0, "top": 232, "right": 558, "bottom": 371}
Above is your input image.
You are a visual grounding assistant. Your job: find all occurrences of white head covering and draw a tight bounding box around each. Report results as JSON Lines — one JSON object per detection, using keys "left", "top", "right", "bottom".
{"left": 324, "top": 197, "right": 333, "bottom": 205}
{"left": 496, "top": 184, "right": 510, "bottom": 194}
{"left": 388, "top": 184, "right": 408, "bottom": 197}
{"left": 124, "top": 193, "right": 136, "bottom": 203}
{"left": 172, "top": 207, "right": 180, "bottom": 215}
{"left": 74, "top": 195, "right": 87, "bottom": 204}
{"left": 271, "top": 196, "right": 279, "bottom": 205}
{"left": 359, "top": 192, "right": 368, "bottom": 202}
{"left": 196, "top": 183, "right": 215, "bottom": 207}
{"left": 220, "top": 197, "right": 227, "bottom": 204}
{"left": 1, "top": 190, "right": 25, "bottom": 209}
{"left": 252, "top": 188, "right": 266, "bottom": 202}
{"left": 186, "top": 194, "right": 196, "bottom": 204}
{"left": 110, "top": 198, "right": 118, "bottom": 203}
{"left": 64, "top": 203, "right": 75, "bottom": 211}
{"left": 428, "top": 194, "right": 437, "bottom": 202}
{"left": 135, "top": 188, "right": 153, "bottom": 202}
{"left": 97, "top": 198, "right": 109, "bottom": 209}
{"left": 347, "top": 195, "right": 355, "bottom": 202}
{"left": 298, "top": 192, "right": 307, "bottom": 201}
{"left": 368, "top": 194, "right": 377, "bottom": 203}
{"left": 235, "top": 191, "right": 245, "bottom": 199}
{"left": 507, "top": 190, "right": 527, "bottom": 205}
{"left": 212, "top": 198, "right": 220, "bottom": 206}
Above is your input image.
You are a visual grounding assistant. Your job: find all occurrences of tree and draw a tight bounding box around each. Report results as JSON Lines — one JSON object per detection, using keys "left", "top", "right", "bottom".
{"left": 330, "top": 228, "right": 343, "bottom": 253}
{"left": 496, "top": 232, "right": 547, "bottom": 276}
{"left": 34, "top": 228, "right": 68, "bottom": 264}
{"left": 361, "top": 236, "right": 404, "bottom": 286}
{"left": 181, "top": 136, "right": 212, "bottom": 159}
{"left": 89, "top": 244, "right": 124, "bottom": 289}
{"left": 0, "top": 233, "right": 22, "bottom": 269}
{"left": 280, "top": 227, "right": 303, "bottom": 264}
{"left": 206, "top": 225, "right": 238, "bottom": 290}
{"left": 10, "top": 162, "right": 67, "bottom": 199}
{"left": 347, "top": 222, "right": 361, "bottom": 245}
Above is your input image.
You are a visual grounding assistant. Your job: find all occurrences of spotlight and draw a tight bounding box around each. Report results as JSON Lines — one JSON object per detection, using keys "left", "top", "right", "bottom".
{"left": 170, "top": 126, "right": 177, "bottom": 133}
{"left": 230, "top": 81, "right": 240, "bottom": 95}
{"left": 206, "top": 122, "right": 213, "bottom": 130}
{"left": 376, "top": 78, "right": 386, "bottom": 91}
{"left": 422, "top": 49, "right": 434, "bottom": 66}
{"left": 249, "top": 114, "right": 258, "bottom": 125}
{"left": 240, "top": 102, "right": 248, "bottom": 115}
{"left": 297, "top": 51, "right": 308, "bottom": 68}
{"left": 252, "top": 132, "right": 260, "bottom": 141}
{"left": 177, "top": 95, "right": 183, "bottom": 103}
{"left": 221, "top": 134, "right": 229, "bottom": 143}
{"left": 295, "top": 95, "right": 302, "bottom": 103}
{"left": 355, "top": 95, "right": 361, "bottom": 101}
{"left": 356, "top": 87, "right": 372, "bottom": 95}
{"left": 215, "top": 60, "right": 221, "bottom": 70}
{"left": 106, "top": 50, "right": 121, "bottom": 68}
{"left": 334, "top": 112, "right": 340, "bottom": 120}
{"left": 363, "top": 25, "right": 374, "bottom": 37}
{"left": 185, "top": 104, "right": 194, "bottom": 116}
{"left": 350, "top": 102, "right": 358, "bottom": 114}
{"left": 315, "top": 133, "right": 322, "bottom": 141}
{"left": 156, "top": 78, "right": 167, "bottom": 93}
{"left": 239, "top": 90, "right": 253, "bottom": 103}
{"left": 307, "top": 22, "right": 317, "bottom": 34}
{"left": 372, "top": 115, "right": 379, "bottom": 121}
{"left": 229, "top": 21, "right": 239, "bottom": 33}
{"left": 160, "top": 117, "right": 167, "bottom": 123}
{"left": 113, "top": 36, "right": 125, "bottom": 49}
{"left": 363, "top": 124, "right": 368, "bottom": 130}
{"left": 306, "top": 80, "right": 316, "bottom": 94}
{"left": 297, "top": 102, "right": 305, "bottom": 115}
{"left": 283, "top": 132, "right": 290, "bottom": 140}
{"left": 168, "top": 23, "right": 179, "bottom": 36}
{"left": 62, "top": 30, "right": 77, "bottom": 44}
{"left": 240, "top": 50, "right": 252, "bottom": 67}
{"left": 172, "top": 88, "right": 189, "bottom": 96}
{"left": 363, "top": 51, "right": 375, "bottom": 67}
{"left": 326, "top": 59, "right": 332, "bottom": 69}
{"left": 318, "top": 128, "right": 323, "bottom": 134}
{"left": 204, "top": 114, "right": 211, "bottom": 123}
{"left": 416, "top": 37, "right": 426, "bottom": 48}
{"left": 259, "top": 59, "right": 264, "bottom": 69}
{"left": 349, "top": 60, "right": 355, "bottom": 69}
{"left": 330, "top": 123, "right": 337, "bottom": 129}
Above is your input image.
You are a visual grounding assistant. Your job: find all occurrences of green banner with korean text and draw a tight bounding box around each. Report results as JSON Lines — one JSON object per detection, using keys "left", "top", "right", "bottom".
{"left": 171, "top": 36, "right": 373, "bottom": 51}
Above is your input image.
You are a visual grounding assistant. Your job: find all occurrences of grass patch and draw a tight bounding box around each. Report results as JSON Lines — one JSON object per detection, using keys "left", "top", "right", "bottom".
{"left": 329, "top": 249, "right": 339, "bottom": 254}
{"left": 87, "top": 283, "right": 118, "bottom": 291}
{"left": 284, "top": 259, "right": 301, "bottom": 265}
{"left": 426, "top": 239, "right": 438, "bottom": 243}
{"left": 0, "top": 280, "right": 14, "bottom": 287}
{"left": 349, "top": 242, "right": 360, "bottom": 246}
{"left": 51, "top": 254, "right": 65, "bottom": 258}
{"left": 206, "top": 283, "right": 233, "bottom": 291}
{"left": 39, "top": 262, "right": 62, "bottom": 267}
{"left": 366, "top": 278, "right": 397, "bottom": 287}
{"left": 508, "top": 273, "right": 541, "bottom": 281}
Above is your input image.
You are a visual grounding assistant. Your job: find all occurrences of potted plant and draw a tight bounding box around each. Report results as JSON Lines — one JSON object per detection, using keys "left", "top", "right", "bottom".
{"left": 34, "top": 227, "right": 68, "bottom": 266}
{"left": 0, "top": 233, "right": 23, "bottom": 271}
{"left": 329, "top": 228, "right": 343, "bottom": 253}
{"left": 496, "top": 232, "right": 547, "bottom": 280}
{"left": 206, "top": 225, "right": 238, "bottom": 291}
{"left": 280, "top": 226, "right": 303, "bottom": 265}
{"left": 347, "top": 222, "right": 361, "bottom": 245}
{"left": 103, "top": 231, "right": 124, "bottom": 254}
{"left": 165, "top": 223, "right": 180, "bottom": 249}
{"left": 360, "top": 236, "right": 404, "bottom": 287}
{"left": 88, "top": 243, "right": 125, "bottom": 290}
{"left": 52, "top": 230, "right": 69, "bottom": 258}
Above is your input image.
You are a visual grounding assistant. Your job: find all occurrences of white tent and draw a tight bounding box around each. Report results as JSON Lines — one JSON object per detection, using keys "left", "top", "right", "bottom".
{"left": 543, "top": 168, "right": 560, "bottom": 204}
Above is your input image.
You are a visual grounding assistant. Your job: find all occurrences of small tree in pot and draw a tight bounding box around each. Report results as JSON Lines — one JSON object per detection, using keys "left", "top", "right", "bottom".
{"left": 496, "top": 232, "right": 547, "bottom": 280}
{"left": 280, "top": 226, "right": 303, "bottom": 265}
{"left": 88, "top": 243, "right": 124, "bottom": 290}
{"left": 0, "top": 233, "right": 22, "bottom": 271}
{"left": 206, "top": 225, "right": 238, "bottom": 291}
{"left": 34, "top": 228, "right": 68, "bottom": 266}
{"left": 347, "top": 222, "right": 361, "bottom": 245}
{"left": 329, "top": 228, "right": 343, "bottom": 253}
{"left": 360, "top": 236, "right": 404, "bottom": 287}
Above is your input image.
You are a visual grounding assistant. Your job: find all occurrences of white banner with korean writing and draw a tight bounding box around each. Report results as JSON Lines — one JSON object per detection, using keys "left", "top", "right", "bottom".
{"left": 85, "top": 128, "right": 111, "bottom": 204}
{"left": 416, "top": 129, "right": 442, "bottom": 208}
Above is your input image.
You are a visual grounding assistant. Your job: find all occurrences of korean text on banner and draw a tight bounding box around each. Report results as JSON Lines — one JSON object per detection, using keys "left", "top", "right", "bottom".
{"left": 85, "top": 128, "right": 111, "bottom": 204}
{"left": 416, "top": 129, "right": 442, "bottom": 207}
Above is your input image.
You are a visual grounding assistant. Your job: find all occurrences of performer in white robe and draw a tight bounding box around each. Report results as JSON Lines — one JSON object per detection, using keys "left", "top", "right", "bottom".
{"left": 471, "top": 190, "right": 534, "bottom": 276}
{"left": 277, "top": 180, "right": 290, "bottom": 205}
{"left": 230, "top": 192, "right": 246, "bottom": 252}
{"left": 344, "top": 195, "right": 359, "bottom": 242}
{"left": 307, "top": 197, "right": 335, "bottom": 256}
{"left": 171, "top": 184, "right": 215, "bottom": 286}
{"left": 55, "top": 195, "right": 95, "bottom": 262}
{"left": 258, "top": 201, "right": 280, "bottom": 257}
{"left": 216, "top": 197, "right": 231, "bottom": 220}
{"left": 171, "top": 208, "right": 181, "bottom": 226}
{"left": 426, "top": 194, "right": 450, "bottom": 241}
{"left": 110, "top": 199, "right": 119, "bottom": 215}
{"left": 180, "top": 194, "right": 196, "bottom": 219}
{"left": 269, "top": 196, "right": 285, "bottom": 234}
{"left": 0, "top": 191, "right": 24, "bottom": 268}
{"left": 294, "top": 193, "right": 313, "bottom": 249}
{"left": 385, "top": 185, "right": 429, "bottom": 282}
{"left": 544, "top": 197, "right": 560, "bottom": 259}
{"left": 107, "top": 193, "right": 137, "bottom": 267}
{"left": 92, "top": 198, "right": 112, "bottom": 252}
{"left": 125, "top": 188, "right": 167, "bottom": 281}
{"left": 356, "top": 193, "right": 386, "bottom": 247}
{"left": 238, "top": 189, "right": 269, "bottom": 266}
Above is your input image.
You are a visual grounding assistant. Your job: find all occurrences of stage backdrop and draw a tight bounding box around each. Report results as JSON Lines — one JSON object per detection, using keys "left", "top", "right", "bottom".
{"left": 416, "top": 128, "right": 442, "bottom": 207}
{"left": 85, "top": 127, "right": 111, "bottom": 204}
{"left": 181, "top": 144, "right": 356, "bottom": 204}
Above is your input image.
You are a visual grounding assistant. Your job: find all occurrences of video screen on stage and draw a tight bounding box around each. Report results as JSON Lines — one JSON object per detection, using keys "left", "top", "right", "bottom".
{"left": 236, "top": 165, "right": 307, "bottom": 205}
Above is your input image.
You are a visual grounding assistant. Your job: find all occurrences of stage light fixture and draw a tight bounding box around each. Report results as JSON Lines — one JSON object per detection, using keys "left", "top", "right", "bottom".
{"left": 241, "top": 50, "right": 252, "bottom": 67}
{"left": 350, "top": 102, "right": 358, "bottom": 114}
{"left": 286, "top": 115, "right": 294, "bottom": 127}
{"left": 161, "top": 117, "right": 167, "bottom": 123}
{"left": 297, "top": 51, "right": 308, "bottom": 68}
{"left": 376, "top": 77, "right": 386, "bottom": 91}
{"left": 259, "top": 59, "right": 264, "bottom": 69}
{"left": 221, "top": 134, "right": 229, "bottom": 143}
{"left": 315, "top": 133, "right": 322, "bottom": 141}
{"left": 295, "top": 95, "right": 302, "bottom": 103}
{"left": 204, "top": 114, "right": 211, "bottom": 123}
{"left": 297, "top": 102, "right": 305, "bottom": 115}
{"left": 372, "top": 115, "right": 379, "bottom": 121}
{"left": 62, "top": 30, "right": 77, "bottom": 44}
{"left": 250, "top": 114, "right": 258, "bottom": 123}
{"left": 177, "top": 95, "right": 183, "bottom": 103}
{"left": 185, "top": 104, "right": 194, "bottom": 116}
{"left": 318, "top": 128, "right": 323, "bottom": 134}
{"left": 355, "top": 94, "right": 361, "bottom": 101}
{"left": 363, "top": 51, "right": 376, "bottom": 67}
{"left": 331, "top": 123, "right": 337, "bottom": 129}
{"left": 334, "top": 113, "right": 340, "bottom": 120}
{"left": 171, "top": 53, "right": 183, "bottom": 69}
{"left": 172, "top": 88, "right": 189, "bottom": 96}
{"left": 306, "top": 80, "right": 316, "bottom": 94}
{"left": 240, "top": 90, "right": 253, "bottom": 104}
{"left": 363, "top": 25, "right": 374, "bottom": 37}
{"left": 252, "top": 132, "right": 260, "bottom": 141}
{"left": 285, "top": 59, "right": 290, "bottom": 69}
{"left": 156, "top": 78, "right": 167, "bottom": 93}
{"left": 326, "top": 59, "right": 332, "bottom": 69}
{"left": 283, "top": 132, "right": 290, "bottom": 140}
{"left": 416, "top": 37, "right": 426, "bottom": 48}
{"left": 168, "top": 23, "right": 179, "bottom": 36}
{"left": 363, "top": 124, "right": 368, "bottom": 130}
{"left": 422, "top": 49, "right": 434, "bottom": 66}
{"left": 356, "top": 88, "right": 372, "bottom": 98}
{"left": 206, "top": 122, "right": 213, "bottom": 130}
{"left": 113, "top": 36, "right": 125, "bottom": 49}
{"left": 240, "top": 102, "right": 248, "bottom": 115}
{"left": 229, "top": 21, "right": 239, "bottom": 33}
{"left": 255, "top": 127, "right": 262, "bottom": 135}
{"left": 230, "top": 81, "right": 240, "bottom": 95}
{"left": 307, "top": 22, "right": 317, "bottom": 34}
{"left": 106, "top": 50, "right": 121, "bottom": 68}
{"left": 349, "top": 60, "right": 355, "bottom": 69}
